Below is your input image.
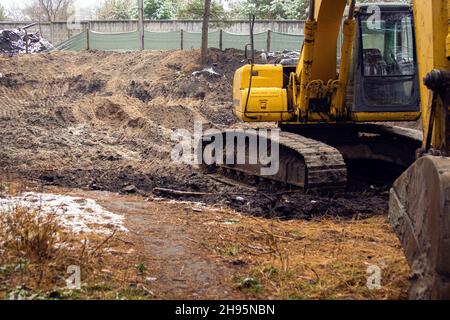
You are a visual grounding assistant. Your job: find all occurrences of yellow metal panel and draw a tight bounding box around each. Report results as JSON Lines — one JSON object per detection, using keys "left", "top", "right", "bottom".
{"left": 234, "top": 111, "right": 292, "bottom": 123}
{"left": 349, "top": 112, "right": 421, "bottom": 122}
{"left": 279, "top": 111, "right": 421, "bottom": 124}
{"left": 296, "top": 0, "right": 350, "bottom": 114}
{"left": 234, "top": 88, "right": 290, "bottom": 122}
{"left": 241, "top": 88, "right": 287, "bottom": 113}
{"left": 233, "top": 64, "right": 291, "bottom": 122}
{"left": 413, "top": 0, "right": 450, "bottom": 148}
{"left": 310, "top": 0, "right": 348, "bottom": 81}
{"left": 234, "top": 64, "right": 284, "bottom": 89}
{"left": 233, "top": 64, "right": 284, "bottom": 111}
{"left": 332, "top": 18, "right": 356, "bottom": 118}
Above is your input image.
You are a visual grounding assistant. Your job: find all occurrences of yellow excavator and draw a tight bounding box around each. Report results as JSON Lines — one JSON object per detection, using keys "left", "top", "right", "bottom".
{"left": 206, "top": 0, "right": 424, "bottom": 190}
{"left": 202, "top": 0, "right": 449, "bottom": 298}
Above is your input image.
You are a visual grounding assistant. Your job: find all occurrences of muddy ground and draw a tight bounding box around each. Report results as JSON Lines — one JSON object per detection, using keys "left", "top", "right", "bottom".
{"left": 0, "top": 49, "right": 395, "bottom": 220}
{"left": 0, "top": 182, "right": 409, "bottom": 299}
{"left": 65, "top": 188, "right": 410, "bottom": 300}
{"left": 0, "top": 49, "right": 417, "bottom": 299}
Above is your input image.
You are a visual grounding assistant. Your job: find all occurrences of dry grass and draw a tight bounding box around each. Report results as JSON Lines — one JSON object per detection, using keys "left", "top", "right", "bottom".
{"left": 1, "top": 206, "right": 62, "bottom": 263}
{"left": 0, "top": 180, "right": 411, "bottom": 300}
{"left": 186, "top": 207, "right": 410, "bottom": 300}
{"left": 0, "top": 182, "right": 145, "bottom": 300}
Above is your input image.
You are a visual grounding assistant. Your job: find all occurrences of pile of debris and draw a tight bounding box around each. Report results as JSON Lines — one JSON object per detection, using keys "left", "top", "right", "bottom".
{"left": 267, "top": 50, "right": 301, "bottom": 65}
{"left": 0, "top": 28, "right": 53, "bottom": 54}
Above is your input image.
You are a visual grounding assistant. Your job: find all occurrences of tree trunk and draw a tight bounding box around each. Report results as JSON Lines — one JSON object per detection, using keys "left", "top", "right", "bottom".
{"left": 138, "top": 0, "right": 144, "bottom": 50}
{"left": 201, "top": 0, "right": 212, "bottom": 65}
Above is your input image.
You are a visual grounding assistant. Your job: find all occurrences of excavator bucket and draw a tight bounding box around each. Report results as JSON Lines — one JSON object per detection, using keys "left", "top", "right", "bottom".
{"left": 389, "top": 156, "right": 450, "bottom": 299}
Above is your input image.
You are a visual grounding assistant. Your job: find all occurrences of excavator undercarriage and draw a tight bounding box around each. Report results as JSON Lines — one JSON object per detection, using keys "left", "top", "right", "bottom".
{"left": 201, "top": 124, "right": 422, "bottom": 190}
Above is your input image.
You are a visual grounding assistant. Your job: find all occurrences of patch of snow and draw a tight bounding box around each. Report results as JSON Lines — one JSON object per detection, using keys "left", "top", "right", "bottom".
{"left": 267, "top": 50, "right": 301, "bottom": 66}
{"left": 192, "top": 67, "right": 221, "bottom": 77}
{"left": 150, "top": 197, "right": 224, "bottom": 212}
{"left": 0, "top": 192, "right": 128, "bottom": 234}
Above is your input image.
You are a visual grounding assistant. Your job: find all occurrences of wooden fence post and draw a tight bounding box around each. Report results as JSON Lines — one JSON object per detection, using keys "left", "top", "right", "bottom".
{"left": 86, "top": 28, "right": 90, "bottom": 50}
{"left": 25, "top": 29, "right": 29, "bottom": 54}
{"left": 138, "top": 0, "right": 144, "bottom": 50}
{"left": 180, "top": 29, "right": 184, "bottom": 50}
{"left": 267, "top": 29, "right": 271, "bottom": 53}
{"left": 50, "top": 22, "right": 54, "bottom": 44}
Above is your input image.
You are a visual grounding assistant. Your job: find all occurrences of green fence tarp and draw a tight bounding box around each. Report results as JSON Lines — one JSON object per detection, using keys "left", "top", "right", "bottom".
{"left": 222, "top": 31, "right": 267, "bottom": 51}
{"left": 271, "top": 31, "right": 304, "bottom": 52}
{"left": 144, "top": 31, "right": 180, "bottom": 50}
{"left": 56, "top": 31, "right": 87, "bottom": 51}
{"left": 183, "top": 31, "right": 220, "bottom": 50}
{"left": 56, "top": 29, "right": 307, "bottom": 53}
{"left": 90, "top": 30, "right": 139, "bottom": 52}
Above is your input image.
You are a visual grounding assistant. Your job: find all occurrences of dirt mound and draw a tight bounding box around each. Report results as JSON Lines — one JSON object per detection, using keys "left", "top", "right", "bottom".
{"left": 0, "top": 49, "right": 390, "bottom": 219}
{"left": 0, "top": 49, "right": 241, "bottom": 189}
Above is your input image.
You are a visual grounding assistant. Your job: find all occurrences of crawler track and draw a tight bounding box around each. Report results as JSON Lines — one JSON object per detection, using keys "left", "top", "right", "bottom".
{"left": 200, "top": 129, "right": 347, "bottom": 190}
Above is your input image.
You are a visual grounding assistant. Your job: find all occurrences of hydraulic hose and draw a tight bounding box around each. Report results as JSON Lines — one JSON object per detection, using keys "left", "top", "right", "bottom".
{"left": 244, "top": 14, "right": 258, "bottom": 120}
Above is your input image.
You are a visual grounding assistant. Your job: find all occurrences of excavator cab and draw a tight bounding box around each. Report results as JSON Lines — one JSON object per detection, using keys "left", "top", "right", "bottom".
{"left": 233, "top": 3, "right": 421, "bottom": 123}
{"left": 349, "top": 4, "right": 420, "bottom": 117}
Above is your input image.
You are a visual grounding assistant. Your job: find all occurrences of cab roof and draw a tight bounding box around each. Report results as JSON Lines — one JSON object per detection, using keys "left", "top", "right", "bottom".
{"left": 357, "top": 2, "right": 411, "bottom": 12}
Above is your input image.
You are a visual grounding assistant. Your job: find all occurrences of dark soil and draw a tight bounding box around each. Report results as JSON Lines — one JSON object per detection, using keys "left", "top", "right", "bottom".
{"left": 0, "top": 49, "right": 397, "bottom": 219}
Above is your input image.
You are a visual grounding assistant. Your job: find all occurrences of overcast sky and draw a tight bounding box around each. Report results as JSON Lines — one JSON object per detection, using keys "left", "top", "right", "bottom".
{"left": 1, "top": 0, "right": 104, "bottom": 10}
{"left": 0, "top": 0, "right": 235, "bottom": 14}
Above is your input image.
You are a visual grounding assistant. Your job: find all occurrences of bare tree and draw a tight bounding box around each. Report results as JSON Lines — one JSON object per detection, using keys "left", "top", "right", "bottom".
{"left": 5, "top": 3, "right": 27, "bottom": 21}
{"left": 200, "top": 0, "right": 212, "bottom": 65}
{"left": 25, "top": 0, "right": 73, "bottom": 22}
